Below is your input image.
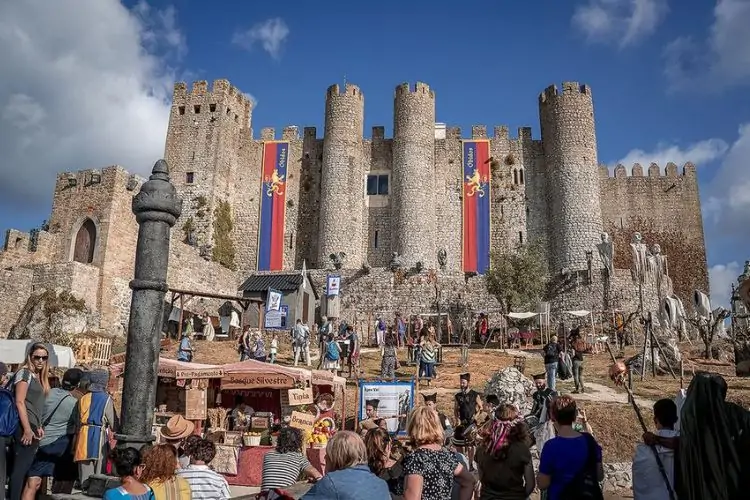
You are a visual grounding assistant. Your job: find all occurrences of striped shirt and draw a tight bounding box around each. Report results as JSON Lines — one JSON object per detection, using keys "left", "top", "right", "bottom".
{"left": 177, "top": 465, "right": 230, "bottom": 500}
{"left": 260, "top": 451, "right": 311, "bottom": 491}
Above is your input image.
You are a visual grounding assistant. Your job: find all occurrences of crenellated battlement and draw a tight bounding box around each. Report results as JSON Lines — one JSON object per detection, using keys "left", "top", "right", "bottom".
{"left": 539, "top": 81, "right": 593, "bottom": 104}
{"left": 437, "top": 126, "right": 536, "bottom": 141}
{"left": 258, "top": 126, "right": 301, "bottom": 142}
{"left": 173, "top": 79, "right": 252, "bottom": 110}
{"left": 326, "top": 83, "right": 363, "bottom": 99}
{"left": 606, "top": 162, "right": 697, "bottom": 178}
{"left": 394, "top": 82, "right": 435, "bottom": 99}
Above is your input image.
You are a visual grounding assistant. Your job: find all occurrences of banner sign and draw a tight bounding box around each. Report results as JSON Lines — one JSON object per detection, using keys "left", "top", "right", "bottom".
{"left": 264, "top": 305, "right": 288, "bottom": 330}
{"left": 461, "top": 140, "right": 491, "bottom": 274}
{"left": 266, "top": 288, "right": 282, "bottom": 312}
{"left": 358, "top": 380, "right": 415, "bottom": 436}
{"left": 174, "top": 367, "right": 225, "bottom": 380}
{"left": 221, "top": 372, "right": 296, "bottom": 390}
{"left": 326, "top": 275, "right": 341, "bottom": 296}
{"left": 289, "top": 411, "right": 316, "bottom": 433}
{"left": 257, "top": 141, "right": 289, "bottom": 271}
{"left": 287, "top": 387, "right": 314, "bottom": 406}
{"left": 184, "top": 388, "right": 207, "bottom": 420}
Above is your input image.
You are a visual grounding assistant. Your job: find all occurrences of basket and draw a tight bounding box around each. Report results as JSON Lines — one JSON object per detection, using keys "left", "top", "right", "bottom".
{"left": 243, "top": 435, "right": 261, "bottom": 447}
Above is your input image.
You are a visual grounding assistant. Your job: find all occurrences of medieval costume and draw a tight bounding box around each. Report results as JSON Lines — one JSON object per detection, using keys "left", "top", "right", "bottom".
{"left": 674, "top": 372, "right": 750, "bottom": 500}
{"left": 422, "top": 392, "right": 452, "bottom": 438}
{"left": 359, "top": 398, "right": 380, "bottom": 435}
{"left": 73, "top": 370, "right": 117, "bottom": 487}
{"left": 453, "top": 373, "right": 481, "bottom": 453}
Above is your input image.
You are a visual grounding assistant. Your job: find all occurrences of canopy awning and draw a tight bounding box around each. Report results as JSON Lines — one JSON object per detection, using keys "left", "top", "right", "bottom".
{"left": 221, "top": 359, "right": 310, "bottom": 383}
{"left": 109, "top": 357, "right": 224, "bottom": 380}
{"left": 0, "top": 340, "right": 77, "bottom": 368}
{"left": 506, "top": 312, "right": 539, "bottom": 319}
{"left": 564, "top": 310, "right": 592, "bottom": 317}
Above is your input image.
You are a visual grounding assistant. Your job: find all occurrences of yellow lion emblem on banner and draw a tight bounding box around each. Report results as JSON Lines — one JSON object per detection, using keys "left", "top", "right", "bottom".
{"left": 266, "top": 169, "right": 285, "bottom": 196}
{"left": 465, "top": 168, "right": 486, "bottom": 197}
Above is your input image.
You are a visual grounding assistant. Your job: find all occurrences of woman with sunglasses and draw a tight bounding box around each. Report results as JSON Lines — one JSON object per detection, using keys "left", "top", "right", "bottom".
{"left": 9, "top": 342, "right": 50, "bottom": 500}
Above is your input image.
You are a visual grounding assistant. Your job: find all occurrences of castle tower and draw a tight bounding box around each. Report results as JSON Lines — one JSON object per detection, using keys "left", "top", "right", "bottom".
{"left": 392, "top": 82, "right": 436, "bottom": 268}
{"left": 539, "top": 82, "right": 603, "bottom": 273}
{"left": 318, "top": 83, "right": 366, "bottom": 268}
{"left": 164, "top": 80, "right": 252, "bottom": 249}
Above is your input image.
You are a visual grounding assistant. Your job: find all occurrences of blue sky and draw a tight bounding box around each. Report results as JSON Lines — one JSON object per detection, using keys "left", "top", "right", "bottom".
{"left": 1, "top": 0, "right": 749, "bottom": 305}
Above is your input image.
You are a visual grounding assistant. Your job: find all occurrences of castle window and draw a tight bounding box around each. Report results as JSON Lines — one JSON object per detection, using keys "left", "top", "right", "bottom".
{"left": 178, "top": 106, "right": 185, "bottom": 115}
{"left": 209, "top": 103, "right": 217, "bottom": 113}
{"left": 194, "top": 105, "right": 201, "bottom": 114}
{"left": 513, "top": 169, "right": 519, "bottom": 185}
{"left": 73, "top": 218, "right": 97, "bottom": 264}
{"left": 234, "top": 114, "right": 239, "bottom": 122}
{"left": 525, "top": 206, "right": 530, "bottom": 217}
{"left": 289, "top": 234, "right": 293, "bottom": 249}
{"left": 519, "top": 231, "right": 524, "bottom": 244}
{"left": 186, "top": 172, "right": 194, "bottom": 184}
{"left": 519, "top": 169, "right": 524, "bottom": 184}
{"left": 374, "top": 230, "right": 379, "bottom": 248}
{"left": 500, "top": 205, "right": 504, "bottom": 217}
{"left": 366, "top": 174, "right": 389, "bottom": 196}
{"left": 226, "top": 107, "right": 231, "bottom": 115}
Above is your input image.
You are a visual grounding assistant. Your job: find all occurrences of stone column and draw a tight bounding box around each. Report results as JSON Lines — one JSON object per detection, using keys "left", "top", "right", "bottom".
{"left": 117, "top": 159, "right": 182, "bottom": 449}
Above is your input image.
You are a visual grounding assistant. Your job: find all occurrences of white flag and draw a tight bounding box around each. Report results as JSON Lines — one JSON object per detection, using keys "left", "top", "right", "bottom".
{"left": 302, "top": 260, "right": 307, "bottom": 289}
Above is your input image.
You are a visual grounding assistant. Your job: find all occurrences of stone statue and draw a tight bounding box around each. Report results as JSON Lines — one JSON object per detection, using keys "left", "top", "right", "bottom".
{"left": 389, "top": 252, "right": 404, "bottom": 272}
{"left": 662, "top": 294, "right": 687, "bottom": 338}
{"left": 693, "top": 290, "right": 712, "bottom": 321}
{"left": 437, "top": 248, "right": 448, "bottom": 270}
{"left": 629, "top": 232, "right": 649, "bottom": 283}
{"left": 329, "top": 252, "right": 346, "bottom": 270}
{"left": 597, "top": 232, "right": 614, "bottom": 277}
{"left": 648, "top": 243, "right": 668, "bottom": 296}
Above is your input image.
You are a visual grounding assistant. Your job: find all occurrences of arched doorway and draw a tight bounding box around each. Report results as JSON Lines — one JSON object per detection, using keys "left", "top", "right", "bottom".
{"left": 73, "top": 218, "right": 97, "bottom": 264}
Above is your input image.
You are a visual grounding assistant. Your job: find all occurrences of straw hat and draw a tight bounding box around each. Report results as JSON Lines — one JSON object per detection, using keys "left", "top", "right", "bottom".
{"left": 161, "top": 414, "right": 195, "bottom": 441}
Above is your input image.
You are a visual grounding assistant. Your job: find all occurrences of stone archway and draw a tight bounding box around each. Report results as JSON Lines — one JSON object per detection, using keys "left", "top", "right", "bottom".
{"left": 73, "top": 218, "right": 97, "bottom": 264}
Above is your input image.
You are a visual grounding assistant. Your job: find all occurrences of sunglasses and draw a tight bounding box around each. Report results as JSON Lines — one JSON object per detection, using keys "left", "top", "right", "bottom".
{"left": 32, "top": 355, "right": 49, "bottom": 361}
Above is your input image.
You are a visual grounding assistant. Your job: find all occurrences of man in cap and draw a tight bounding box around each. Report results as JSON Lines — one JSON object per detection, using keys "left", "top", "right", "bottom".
{"left": 453, "top": 372, "right": 481, "bottom": 469}
{"left": 23, "top": 369, "right": 82, "bottom": 497}
{"left": 422, "top": 392, "right": 452, "bottom": 439}
{"left": 73, "top": 369, "right": 118, "bottom": 487}
{"left": 359, "top": 399, "right": 380, "bottom": 436}
{"left": 529, "top": 373, "right": 556, "bottom": 423}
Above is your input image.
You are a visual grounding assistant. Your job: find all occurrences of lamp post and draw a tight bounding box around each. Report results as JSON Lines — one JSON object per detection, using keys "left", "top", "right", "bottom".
{"left": 117, "top": 159, "right": 182, "bottom": 450}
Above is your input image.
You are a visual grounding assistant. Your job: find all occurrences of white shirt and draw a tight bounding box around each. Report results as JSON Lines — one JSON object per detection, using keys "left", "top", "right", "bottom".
{"left": 632, "top": 428, "right": 679, "bottom": 500}
{"left": 178, "top": 464, "right": 231, "bottom": 500}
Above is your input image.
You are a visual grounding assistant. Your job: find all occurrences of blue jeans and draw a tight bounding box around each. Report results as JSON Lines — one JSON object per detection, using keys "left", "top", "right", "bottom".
{"left": 422, "top": 362, "right": 435, "bottom": 379}
{"left": 545, "top": 362, "right": 557, "bottom": 391}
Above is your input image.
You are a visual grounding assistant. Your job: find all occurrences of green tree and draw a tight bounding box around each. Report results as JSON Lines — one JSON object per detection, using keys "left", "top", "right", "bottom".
{"left": 486, "top": 241, "right": 549, "bottom": 314}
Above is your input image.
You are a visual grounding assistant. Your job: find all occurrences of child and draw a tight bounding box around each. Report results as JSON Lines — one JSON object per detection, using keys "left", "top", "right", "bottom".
{"left": 269, "top": 332, "right": 278, "bottom": 364}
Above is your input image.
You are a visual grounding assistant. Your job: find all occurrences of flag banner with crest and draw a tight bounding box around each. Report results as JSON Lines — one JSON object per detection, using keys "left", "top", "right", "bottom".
{"left": 257, "top": 141, "right": 289, "bottom": 271}
{"left": 462, "top": 140, "right": 491, "bottom": 274}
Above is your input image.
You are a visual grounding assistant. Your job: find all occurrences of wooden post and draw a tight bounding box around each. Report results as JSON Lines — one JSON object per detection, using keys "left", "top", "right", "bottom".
{"left": 650, "top": 322, "right": 657, "bottom": 378}
{"left": 177, "top": 293, "right": 184, "bottom": 340}
{"left": 680, "top": 360, "right": 684, "bottom": 389}
{"left": 627, "top": 369, "right": 633, "bottom": 404}
{"left": 640, "top": 318, "right": 649, "bottom": 381}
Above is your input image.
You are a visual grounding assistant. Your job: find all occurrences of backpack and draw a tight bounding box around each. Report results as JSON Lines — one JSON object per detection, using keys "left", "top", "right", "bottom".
{"left": 0, "top": 385, "right": 19, "bottom": 437}
{"left": 559, "top": 434, "right": 604, "bottom": 500}
{"left": 326, "top": 341, "right": 340, "bottom": 361}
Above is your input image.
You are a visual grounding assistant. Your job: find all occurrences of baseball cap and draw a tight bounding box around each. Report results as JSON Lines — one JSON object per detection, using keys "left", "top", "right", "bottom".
{"left": 62, "top": 368, "right": 84, "bottom": 390}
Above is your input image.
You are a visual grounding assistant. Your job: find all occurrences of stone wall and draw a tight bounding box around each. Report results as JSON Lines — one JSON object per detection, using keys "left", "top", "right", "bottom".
{"left": 31, "top": 262, "right": 100, "bottom": 311}
{"left": 602, "top": 462, "right": 633, "bottom": 492}
{"left": 167, "top": 242, "right": 239, "bottom": 295}
{"left": 600, "top": 162, "right": 708, "bottom": 303}
{"left": 0, "top": 267, "right": 34, "bottom": 338}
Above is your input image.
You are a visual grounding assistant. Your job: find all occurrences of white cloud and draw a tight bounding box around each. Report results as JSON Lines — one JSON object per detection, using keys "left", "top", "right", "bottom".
{"left": 572, "top": 0, "right": 669, "bottom": 48}
{"left": 232, "top": 18, "right": 290, "bottom": 60}
{"left": 0, "top": 0, "right": 183, "bottom": 213}
{"left": 615, "top": 138, "right": 729, "bottom": 168}
{"left": 709, "top": 261, "right": 741, "bottom": 307}
{"left": 664, "top": 0, "right": 750, "bottom": 92}
{"left": 702, "top": 124, "right": 750, "bottom": 240}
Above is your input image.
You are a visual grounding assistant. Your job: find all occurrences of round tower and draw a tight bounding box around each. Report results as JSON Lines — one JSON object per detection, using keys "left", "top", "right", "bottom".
{"left": 318, "top": 83, "right": 366, "bottom": 268}
{"left": 392, "top": 82, "right": 436, "bottom": 269}
{"left": 539, "top": 81, "right": 603, "bottom": 273}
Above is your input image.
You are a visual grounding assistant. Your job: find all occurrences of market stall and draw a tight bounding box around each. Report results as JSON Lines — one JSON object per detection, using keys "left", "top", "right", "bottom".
{"left": 109, "top": 357, "right": 225, "bottom": 437}
{"left": 211, "top": 360, "right": 312, "bottom": 487}
{"left": 302, "top": 370, "right": 347, "bottom": 474}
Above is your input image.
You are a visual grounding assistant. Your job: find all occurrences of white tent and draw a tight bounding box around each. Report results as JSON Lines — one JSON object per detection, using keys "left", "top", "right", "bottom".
{"left": 506, "top": 312, "right": 539, "bottom": 319}
{"left": 0, "top": 340, "right": 77, "bottom": 368}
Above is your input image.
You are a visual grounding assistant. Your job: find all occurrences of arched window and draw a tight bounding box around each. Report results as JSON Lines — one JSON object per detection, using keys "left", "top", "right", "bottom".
{"left": 73, "top": 219, "right": 96, "bottom": 264}
{"left": 513, "top": 169, "right": 519, "bottom": 185}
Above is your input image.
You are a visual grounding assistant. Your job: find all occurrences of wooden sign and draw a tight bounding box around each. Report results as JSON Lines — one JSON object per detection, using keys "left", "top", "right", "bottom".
{"left": 289, "top": 411, "right": 316, "bottom": 433}
{"left": 184, "top": 388, "right": 207, "bottom": 420}
{"left": 110, "top": 352, "right": 127, "bottom": 365}
{"left": 175, "top": 367, "right": 225, "bottom": 379}
{"left": 221, "top": 373, "right": 295, "bottom": 390}
{"left": 287, "top": 388, "right": 314, "bottom": 406}
{"left": 251, "top": 417, "right": 269, "bottom": 429}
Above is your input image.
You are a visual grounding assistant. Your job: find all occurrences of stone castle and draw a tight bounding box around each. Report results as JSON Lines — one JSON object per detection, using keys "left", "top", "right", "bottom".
{"left": 0, "top": 79, "right": 708, "bottom": 338}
